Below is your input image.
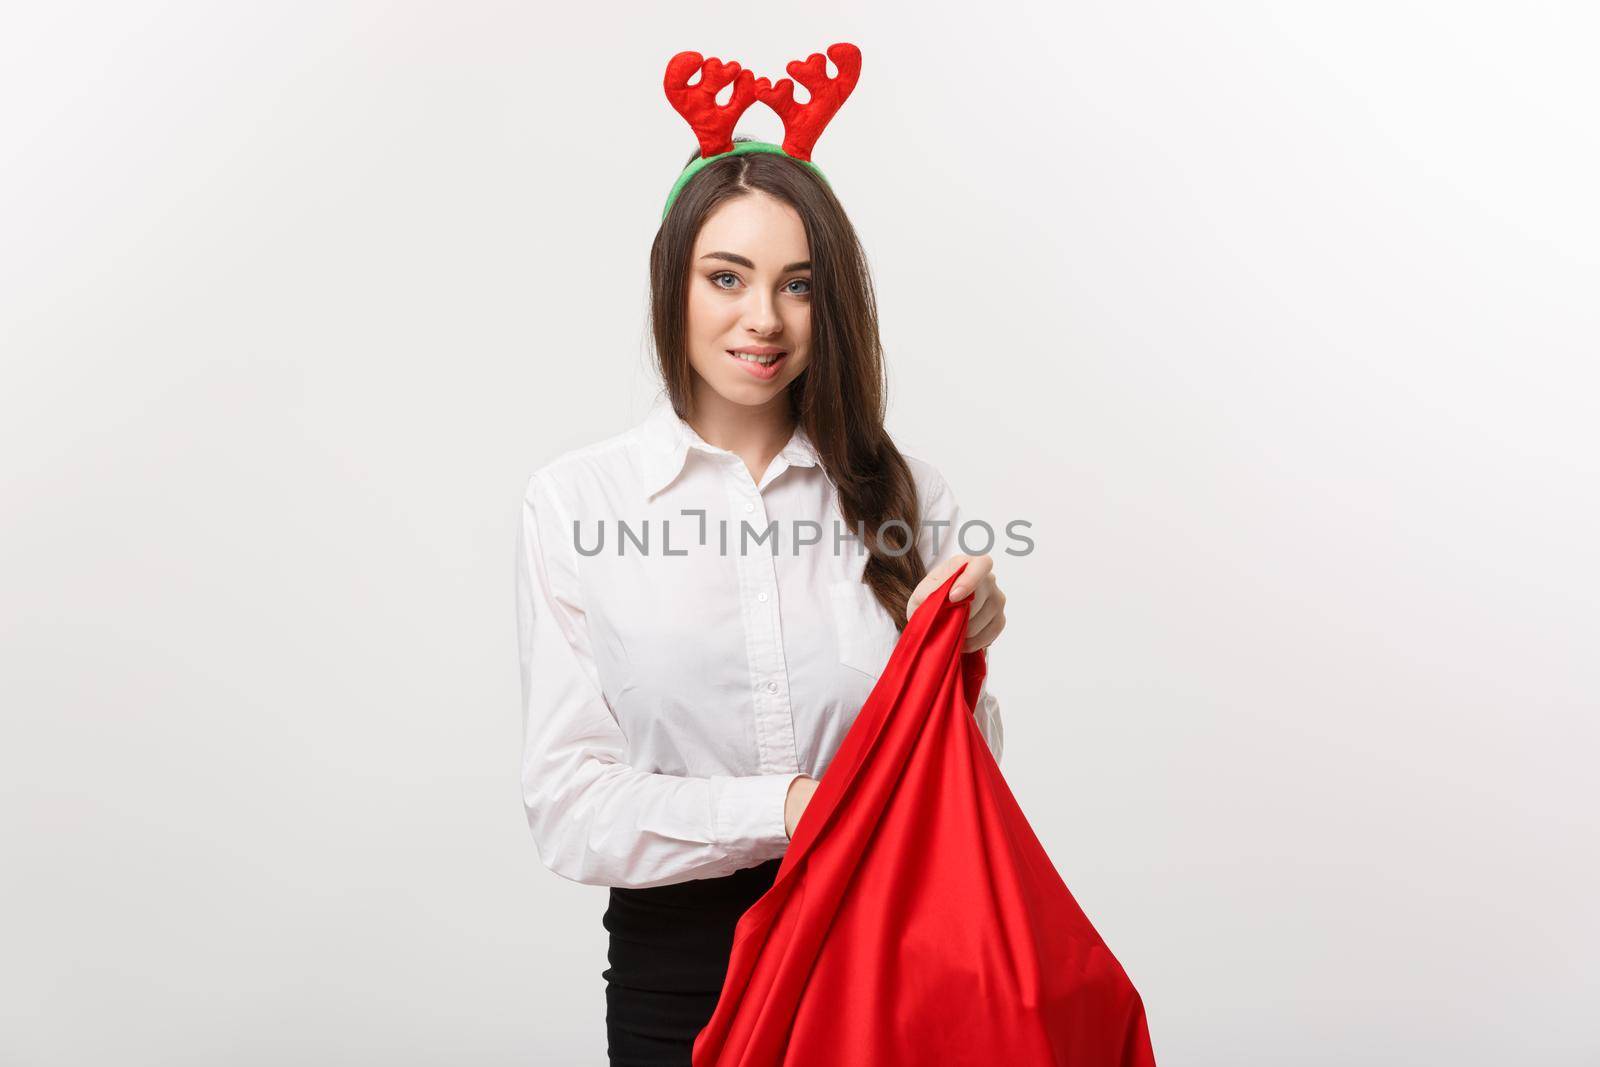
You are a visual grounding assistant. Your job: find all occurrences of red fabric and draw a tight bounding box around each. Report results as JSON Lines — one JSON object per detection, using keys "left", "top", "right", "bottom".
{"left": 693, "top": 562, "right": 1158, "bottom": 1066}
{"left": 754, "top": 43, "right": 863, "bottom": 163}
{"left": 663, "top": 43, "right": 862, "bottom": 163}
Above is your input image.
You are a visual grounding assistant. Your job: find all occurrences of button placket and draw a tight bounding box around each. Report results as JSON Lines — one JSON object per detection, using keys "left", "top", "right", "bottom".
{"left": 725, "top": 463, "right": 798, "bottom": 775}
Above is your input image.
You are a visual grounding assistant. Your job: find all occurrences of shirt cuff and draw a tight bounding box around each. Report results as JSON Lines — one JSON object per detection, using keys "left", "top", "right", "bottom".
{"left": 715, "top": 771, "right": 808, "bottom": 859}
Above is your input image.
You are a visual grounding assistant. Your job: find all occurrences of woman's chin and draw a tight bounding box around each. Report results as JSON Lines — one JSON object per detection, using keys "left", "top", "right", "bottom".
{"left": 691, "top": 357, "right": 805, "bottom": 405}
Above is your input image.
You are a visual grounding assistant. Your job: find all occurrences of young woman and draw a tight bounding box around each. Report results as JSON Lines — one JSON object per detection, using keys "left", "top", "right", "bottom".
{"left": 515, "top": 136, "right": 1009, "bottom": 1065}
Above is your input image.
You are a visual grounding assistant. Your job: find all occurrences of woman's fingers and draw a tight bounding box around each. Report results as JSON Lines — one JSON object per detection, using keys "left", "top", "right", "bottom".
{"left": 906, "top": 554, "right": 968, "bottom": 618}
{"left": 965, "top": 583, "right": 1000, "bottom": 631}
{"left": 949, "top": 554, "right": 993, "bottom": 601}
{"left": 906, "top": 555, "right": 1005, "bottom": 645}
{"left": 962, "top": 579, "right": 1005, "bottom": 650}
{"left": 964, "top": 601, "right": 1006, "bottom": 652}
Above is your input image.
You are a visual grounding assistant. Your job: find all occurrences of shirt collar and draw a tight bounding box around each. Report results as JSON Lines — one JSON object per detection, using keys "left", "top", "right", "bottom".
{"left": 636, "top": 396, "right": 825, "bottom": 500}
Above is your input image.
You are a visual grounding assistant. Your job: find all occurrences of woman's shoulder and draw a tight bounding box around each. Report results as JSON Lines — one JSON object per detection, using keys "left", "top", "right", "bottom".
{"left": 899, "top": 451, "right": 954, "bottom": 513}
{"left": 522, "top": 414, "right": 657, "bottom": 512}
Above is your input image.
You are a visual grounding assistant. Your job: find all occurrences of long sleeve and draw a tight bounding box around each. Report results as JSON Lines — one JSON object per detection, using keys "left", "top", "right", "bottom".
{"left": 915, "top": 466, "right": 1005, "bottom": 766}
{"left": 515, "top": 471, "right": 806, "bottom": 888}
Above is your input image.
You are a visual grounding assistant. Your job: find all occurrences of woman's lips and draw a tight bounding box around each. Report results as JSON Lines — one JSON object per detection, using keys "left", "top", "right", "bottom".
{"left": 727, "top": 350, "right": 788, "bottom": 381}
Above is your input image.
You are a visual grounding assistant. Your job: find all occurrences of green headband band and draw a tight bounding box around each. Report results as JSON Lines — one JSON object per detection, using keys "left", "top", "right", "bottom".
{"left": 660, "top": 140, "right": 830, "bottom": 223}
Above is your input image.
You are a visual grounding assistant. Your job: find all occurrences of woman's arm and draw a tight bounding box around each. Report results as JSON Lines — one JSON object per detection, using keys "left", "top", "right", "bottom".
{"left": 516, "top": 471, "right": 806, "bottom": 888}
{"left": 909, "top": 461, "right": 1005, "bottom": 765}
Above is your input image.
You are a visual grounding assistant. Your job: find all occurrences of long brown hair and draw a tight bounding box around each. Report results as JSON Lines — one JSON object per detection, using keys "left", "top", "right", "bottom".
{"left": 649, "top": 139, "right": 928, "bottom": 630}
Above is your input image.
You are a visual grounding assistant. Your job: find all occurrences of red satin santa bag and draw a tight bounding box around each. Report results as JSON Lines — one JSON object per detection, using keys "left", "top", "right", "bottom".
{"left": 693, "top": 562, "right": 1157, "bottom": 1066}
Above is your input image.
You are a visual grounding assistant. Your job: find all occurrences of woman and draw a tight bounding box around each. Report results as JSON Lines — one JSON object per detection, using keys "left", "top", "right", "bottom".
{"left": 515, "top": 137, "right": 1009, "bottom": 1065}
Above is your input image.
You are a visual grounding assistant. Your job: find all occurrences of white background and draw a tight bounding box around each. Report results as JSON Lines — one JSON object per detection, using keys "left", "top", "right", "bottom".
{"left": 2, "top": 2, "right": 1596, "bottom": 1063}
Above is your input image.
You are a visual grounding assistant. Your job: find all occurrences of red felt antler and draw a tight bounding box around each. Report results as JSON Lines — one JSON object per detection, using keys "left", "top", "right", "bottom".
{"left": 663, "top": 51, "right": 760, "bottom": 158}
{"left": 754, "top": 43, "right": 862, "bottom": 163}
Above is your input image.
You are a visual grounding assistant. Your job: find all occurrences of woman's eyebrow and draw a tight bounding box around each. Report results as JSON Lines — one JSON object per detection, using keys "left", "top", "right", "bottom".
{"left": 700, "top": 251, "right": 812, "bottom": 272}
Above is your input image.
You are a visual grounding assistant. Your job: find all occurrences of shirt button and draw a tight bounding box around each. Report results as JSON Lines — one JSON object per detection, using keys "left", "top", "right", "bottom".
{"left": 744, "top": 501, "right": 756, "bottom": 513}
{"left": 757, "top": 591, "right": 768, "bottom": 603}
{"left": 766, "top": 681, "right": 779, "bottom": 693}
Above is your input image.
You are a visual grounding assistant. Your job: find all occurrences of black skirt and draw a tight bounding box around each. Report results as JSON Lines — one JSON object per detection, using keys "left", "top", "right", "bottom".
{"left": 602, "top": 857, "right": 783, "bottom": 1066}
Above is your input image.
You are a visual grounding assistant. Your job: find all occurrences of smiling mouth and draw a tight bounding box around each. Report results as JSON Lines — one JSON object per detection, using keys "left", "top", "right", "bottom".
{"left": 727, "top": 350, "right": 787, "bottom": 366}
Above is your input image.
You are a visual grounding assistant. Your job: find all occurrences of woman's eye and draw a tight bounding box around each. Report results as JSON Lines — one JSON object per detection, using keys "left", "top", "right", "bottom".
{"left": 708, "top": 272, "right": 809, "bottom": 295}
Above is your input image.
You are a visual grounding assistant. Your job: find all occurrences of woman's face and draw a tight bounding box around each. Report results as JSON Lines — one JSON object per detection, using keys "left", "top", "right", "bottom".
{"left": 685, "top": 191, "right": 813, "bottom": 408}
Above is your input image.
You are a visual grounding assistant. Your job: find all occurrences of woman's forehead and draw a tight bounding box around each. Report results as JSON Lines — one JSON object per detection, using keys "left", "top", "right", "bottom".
{"left": 693, "top": 194, "right": 809, "bottom": 266}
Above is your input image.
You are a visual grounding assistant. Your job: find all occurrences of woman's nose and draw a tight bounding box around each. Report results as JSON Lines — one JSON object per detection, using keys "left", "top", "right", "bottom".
{"left": 742, "top": 291, "right": 781, "bottom": 335}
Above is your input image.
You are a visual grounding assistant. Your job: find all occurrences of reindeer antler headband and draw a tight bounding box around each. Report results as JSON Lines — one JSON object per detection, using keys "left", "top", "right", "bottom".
{"left": 661, "top": 42, "right": 862, "bottom": 222}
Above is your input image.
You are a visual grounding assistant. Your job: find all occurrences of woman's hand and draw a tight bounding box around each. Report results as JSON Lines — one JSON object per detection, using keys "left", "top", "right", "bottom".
{"left": 907, "top": 554, "right": 1006, "bottom": 654}
{"left": 785, "top": 775, "right": 819, "bottom": 839}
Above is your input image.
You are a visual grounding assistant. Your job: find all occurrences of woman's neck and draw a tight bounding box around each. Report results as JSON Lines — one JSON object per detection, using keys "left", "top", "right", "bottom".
{"left": 686, "top": 383, "right": 796, "bottom": 485}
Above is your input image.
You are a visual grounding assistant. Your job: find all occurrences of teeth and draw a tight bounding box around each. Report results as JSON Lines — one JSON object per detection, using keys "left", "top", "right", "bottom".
{"left": 730, "top": 351, "right": 783, "bottom": 365}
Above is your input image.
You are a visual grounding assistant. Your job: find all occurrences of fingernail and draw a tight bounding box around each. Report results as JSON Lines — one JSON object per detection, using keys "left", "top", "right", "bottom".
{"left": 951, "top": 585, "right": 967, "bottom": 600}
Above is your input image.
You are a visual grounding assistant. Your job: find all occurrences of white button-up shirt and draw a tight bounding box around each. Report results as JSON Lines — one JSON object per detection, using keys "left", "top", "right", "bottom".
{"left": 515, "top": 397, "right": 1003, "bottom": 888}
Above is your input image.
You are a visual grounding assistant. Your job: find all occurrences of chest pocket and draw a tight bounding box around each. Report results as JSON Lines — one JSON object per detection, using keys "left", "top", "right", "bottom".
{"left": 828, "top": 577, "right": 900, "bottom": 680}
